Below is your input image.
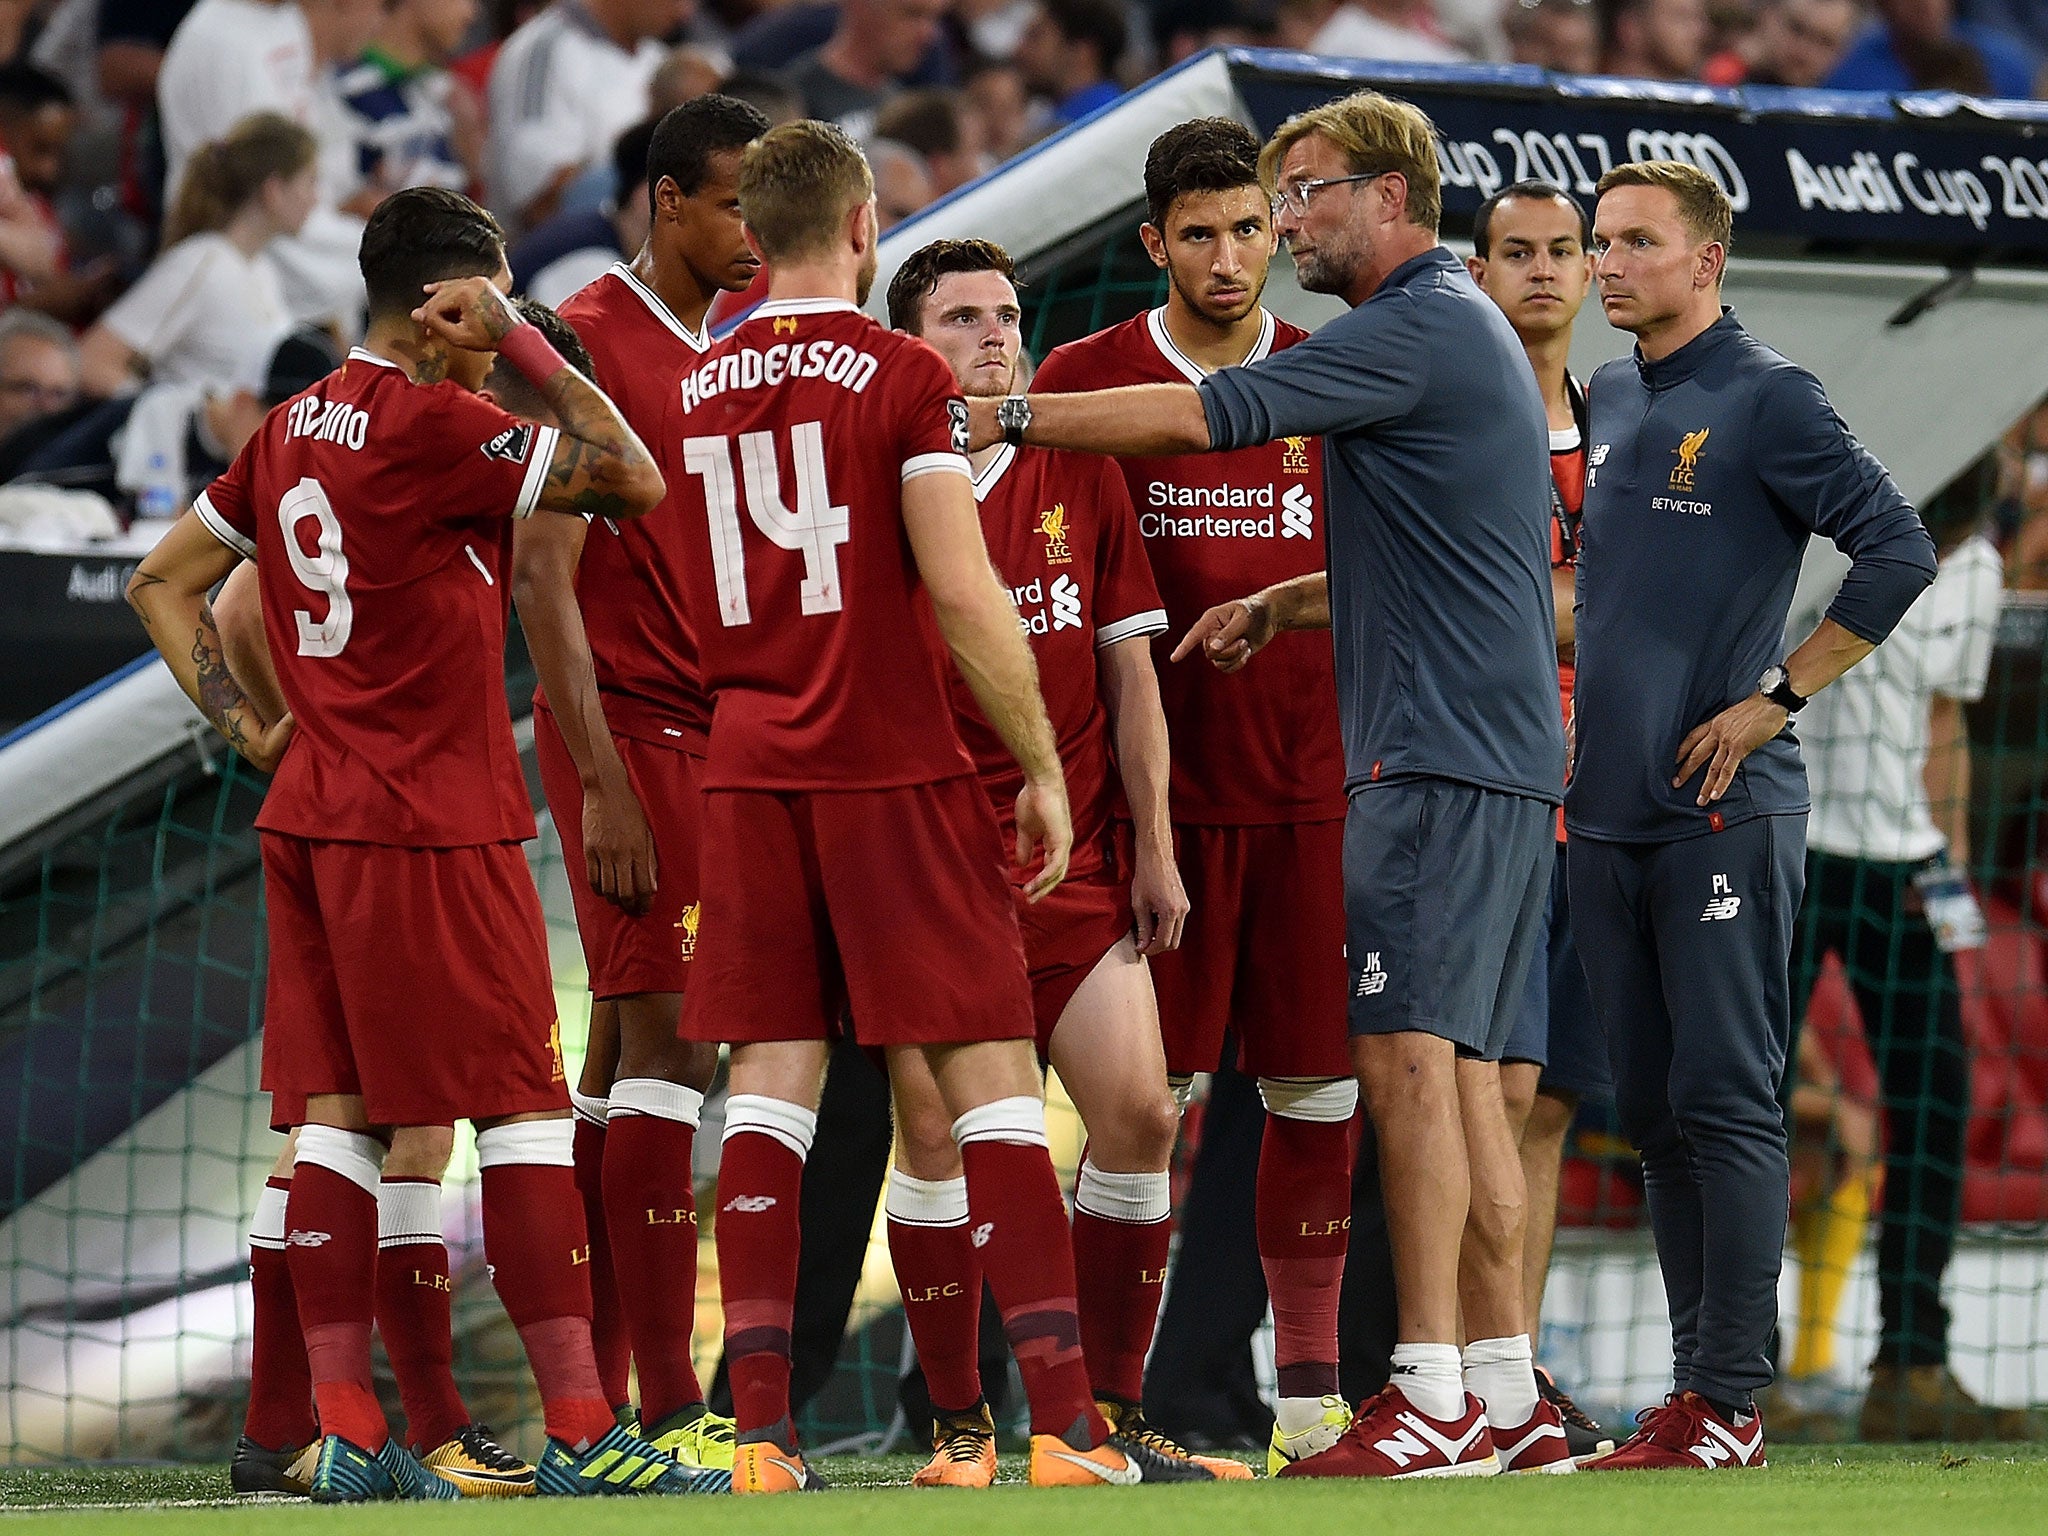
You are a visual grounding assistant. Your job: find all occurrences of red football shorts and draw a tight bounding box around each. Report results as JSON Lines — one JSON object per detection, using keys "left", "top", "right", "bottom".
{"left": 681, "top": 777, "right": 1033, "bottom": 1049}
{"left": 1015, "top": 844, "right": 1135, "bottom": 1057}
{"left": 259, "top": 833, "right": 568, "bottom": 1129}
{"left": 1150, "top": 819, "right": 1351, "bottom": 1079}
{"left": 533, "top": 703, "right": 702, "bottom": 999}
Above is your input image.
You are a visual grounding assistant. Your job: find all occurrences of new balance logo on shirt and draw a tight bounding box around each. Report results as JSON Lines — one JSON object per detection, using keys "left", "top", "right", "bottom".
{"left": 1354, "top": 952, "right": 1388, "bottom": 997}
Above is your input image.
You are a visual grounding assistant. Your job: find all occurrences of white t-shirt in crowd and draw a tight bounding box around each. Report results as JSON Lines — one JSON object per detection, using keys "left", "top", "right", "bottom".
{"left": 99, "top": 233, "right": 290, "bottom": 395}
{"left": 1312, "top": 6, "right": 1470, "bottom": 64}
{"left": 1802, "top": 534, "right": 2004, "bottom": 864}
{"left": 156, "top": 0, "right": 315, "bottom": 200}
{"left": 487, "top": 1, "right": 662, "bottom": 223}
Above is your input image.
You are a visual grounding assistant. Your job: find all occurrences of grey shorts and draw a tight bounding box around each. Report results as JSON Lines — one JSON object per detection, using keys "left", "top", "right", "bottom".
{"left": 1500, "top": 843, "right": 1615, "bottom": 1102}
{"left": 1343, "top": 778, "right": 1552, "bottom": 1061}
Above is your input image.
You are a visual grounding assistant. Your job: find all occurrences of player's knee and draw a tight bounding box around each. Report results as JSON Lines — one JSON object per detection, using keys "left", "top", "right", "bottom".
{"left": 1526, "top": 1088, "right": 1576, "bottom": 1145}
{"left": 1089, "top": 1086, "right": 1180, "bottom": 1168}
{"left": 1258, "top": 1075, "right": 1359, "bottom": 1124}
{"left": 384, "top": 1124, "right": 456, "bottom": 1180}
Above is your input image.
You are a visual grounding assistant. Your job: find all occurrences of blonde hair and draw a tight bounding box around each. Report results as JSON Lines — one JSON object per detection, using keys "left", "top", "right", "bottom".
{"left": 165, "top": 112, "right": 317, "bottom": 247}
{"left": 738, "top": 119, "right": 874, "bottom": 263}
{"left": 1259, "top": 91, "right": 1442, "bottom": 233}
{"left": 1595, "top": 160, "right": 1733, "bottom": 251}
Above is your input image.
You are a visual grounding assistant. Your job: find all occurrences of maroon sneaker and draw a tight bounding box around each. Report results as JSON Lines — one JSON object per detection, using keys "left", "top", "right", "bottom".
{"left": 1584, "top": 1392, "right": 1767, "bottom": 1471}
{"left": 1491, "top": 1397, "right": 1576, "bottom": 1474}
{"left": 1277, "top": 1386, "right": 1498, "bottom": 1479}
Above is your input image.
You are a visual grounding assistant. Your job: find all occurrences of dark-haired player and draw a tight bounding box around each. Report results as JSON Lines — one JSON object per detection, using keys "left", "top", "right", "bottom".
{"left": 513, "top": 93, "right": 770, "bottom": 1470}
{"left": 882, "top": 238, "right": 1247, "bottom": 1486}
{"left": 1032, "top": 116, "right": 1356, "bottom": 1473}
{"left": 1464, "top": 180, "right": 1616, "bottom": 1463}
{"left": 127, "top": 187, "right": 724, "bottom": 1502}
{"left": 222, "top": 300, "right": 597, "bottom": 1501}
{"left": 659, "top": 121, "right": 1207, "bottom": 1493}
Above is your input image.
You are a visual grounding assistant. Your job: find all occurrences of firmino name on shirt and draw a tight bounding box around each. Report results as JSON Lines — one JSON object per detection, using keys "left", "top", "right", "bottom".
{"left": 677, "top": 339, "right": 879, "bottom": 413}
{"left": 284, "top": 396, "right": 370, "bottom": 449}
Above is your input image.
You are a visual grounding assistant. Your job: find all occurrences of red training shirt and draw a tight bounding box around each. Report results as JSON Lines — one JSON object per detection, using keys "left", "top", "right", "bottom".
{"left": 952, "top": 442, "right": 1166, "bottom": 881}
{"left": 656, "top": 297, "right": 976, "bottom": 791}
{"left": 553, "top": 262, "right": 716, "bottom": 751}
{"left": 194, "top": 348, "right": 556, "bottom": 847}
{"left": 1034, "top": 307, "right": 1346, "bottom": 825}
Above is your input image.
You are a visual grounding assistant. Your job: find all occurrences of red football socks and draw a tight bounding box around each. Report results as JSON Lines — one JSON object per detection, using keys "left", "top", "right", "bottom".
{"left": 1071, "top": 1160, "right": 1172, "bottom": 1407}
{"left": 244, "top": 1175, "right": 315, "bottom": 1450}
{"left": 1257, "top": 1111, "right": 1353, "bottom": 1399}
{"left": 885, "top": 1171, "right": 983, "bottom": 1415}
{"left": 477, "top": 1123, "right": 612, "bottom": 1449}
{"left": 956, "top": 1101, "right": 1109, "bottom": 1449}
{"left": 714, "top": 1097, "right": 814, "bottom": 1444}
{"left": 604, "top": 1080, "right": 707, "bottom": 1429}
{"left": 286, "top": 1131, "right": 387, "bottom": 1450}
{"left": 375, "top": 1177, "right": 470, "bottom": 1452}
{"left": 571, "top": 1102, "right": 632, "bottom": 1411}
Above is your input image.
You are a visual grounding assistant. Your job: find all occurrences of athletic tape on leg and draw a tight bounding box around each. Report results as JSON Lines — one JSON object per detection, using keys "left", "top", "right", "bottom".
{"left": 723, "top": 1093, "right": 818, "bottom": 1158}
{"left": 1258, "top": 1076, "right": 1358, "bottom": 1124}
{"left": 951, "top": 1095, "right": 1049, "bottom": 1149}
{"left": 377, "top": 1179, "right": 444, "bottom": 1248}
{"left": 608, "top": 1077, "right": 705, "bottom": 1127}
{"left": 1074, "top": 1159, "right": 1170, "bottom": 1224}
{"left": 250, "top": 1182, "right": 289, "bottom": 1250}
{"left": 293, "top": 1124, "right": 386, "bottom": 1195}
{"left": 475, "top": 1118, "right": 575, "bottom": 1169}
{"left": 886, "top": 1169, "right": 969, "bottom": 1227}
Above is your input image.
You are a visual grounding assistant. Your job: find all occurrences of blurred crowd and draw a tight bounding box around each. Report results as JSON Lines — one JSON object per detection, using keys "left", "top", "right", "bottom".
{"left": 0, "top": 0, "right": 2045, "bottom": 532}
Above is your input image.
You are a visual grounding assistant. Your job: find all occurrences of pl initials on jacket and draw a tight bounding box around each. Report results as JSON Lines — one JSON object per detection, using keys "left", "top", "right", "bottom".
{"left": 1567, "top": 310, "right": 1937, "bottom": 844}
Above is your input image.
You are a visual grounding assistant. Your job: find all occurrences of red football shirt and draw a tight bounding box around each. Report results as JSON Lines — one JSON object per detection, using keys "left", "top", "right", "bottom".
{"left": 1034, "top": 307, "right": 1346, "bottom": 825}
{"left": 656, "top": 297, "right": 976, "bottom": 791}
{"left": 952, "top": 443, "right": 1166, "bottom": 880}
{"left": 194, "top": 348, "right": 556, "bottom": 847}
{"left": 553, "top": 263, "right": 715, "bottom": 750}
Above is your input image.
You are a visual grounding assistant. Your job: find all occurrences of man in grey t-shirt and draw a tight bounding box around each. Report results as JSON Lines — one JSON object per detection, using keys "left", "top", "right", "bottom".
{"left": 964, "top": 92, "right": 1571, "bottom": 1478}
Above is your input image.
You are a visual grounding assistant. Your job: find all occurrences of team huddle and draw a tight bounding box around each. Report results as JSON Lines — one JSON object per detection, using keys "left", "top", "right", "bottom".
{"left": 125, "top": 78, "right": 1935, "bottom": 1501}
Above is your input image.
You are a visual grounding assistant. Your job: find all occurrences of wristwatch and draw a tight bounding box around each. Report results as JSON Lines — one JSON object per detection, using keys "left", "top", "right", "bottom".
{"left": 996, "top": 393, "right": 1032, "bottom": 446}
{"left": 1758, "top": 664, "right": 1807, "bottom": 713}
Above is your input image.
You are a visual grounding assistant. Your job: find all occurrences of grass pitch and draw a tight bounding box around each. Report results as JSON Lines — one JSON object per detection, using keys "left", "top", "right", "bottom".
{"left": 2, "top": 1446, "right": 2045, "bottom": 1535}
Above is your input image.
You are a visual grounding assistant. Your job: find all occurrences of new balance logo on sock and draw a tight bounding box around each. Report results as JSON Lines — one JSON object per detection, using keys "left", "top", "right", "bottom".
{"left": 1689, "top": 1418, "right": 1762, "bottom": 1467}
{"left": 284, "top": 1230, "right": 331, "bottom": 1247}
{"left": 1374, "top": 1411, "right": 1485, "bottom": 1471}
{"left": 723, "top": 1195, "right": 776, "bottom": 1214}
{"left": 971, "top": 1222, "right": 994, "bottom": 1249}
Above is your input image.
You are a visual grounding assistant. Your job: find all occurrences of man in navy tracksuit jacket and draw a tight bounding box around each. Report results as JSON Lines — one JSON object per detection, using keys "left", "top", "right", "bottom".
{"left": 1568, "top": 162, "right": 1935, "bottom": 1470}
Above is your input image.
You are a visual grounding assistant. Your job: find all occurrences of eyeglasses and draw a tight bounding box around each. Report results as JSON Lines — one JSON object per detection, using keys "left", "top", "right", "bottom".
{"left": 1270, "top": 171, "right": 1392, "bottom": 221}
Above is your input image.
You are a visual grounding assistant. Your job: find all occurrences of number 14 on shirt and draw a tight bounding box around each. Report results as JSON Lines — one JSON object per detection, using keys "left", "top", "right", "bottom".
{"left": 681, "top": 423, "right": 850, "bottom": 626}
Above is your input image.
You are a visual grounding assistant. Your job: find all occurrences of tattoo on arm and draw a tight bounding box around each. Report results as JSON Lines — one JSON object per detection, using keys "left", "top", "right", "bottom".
{"left": 540, "top": 434, "right": 632, "bottom": 521}
{"left": 535, "top": 369, "right": 654, "bottom": 518}
{"left": 192, "top": 600, "right": 251, "bottom": 751}
{"left": 126, "top": 569, "right": 166, "bottom": 631}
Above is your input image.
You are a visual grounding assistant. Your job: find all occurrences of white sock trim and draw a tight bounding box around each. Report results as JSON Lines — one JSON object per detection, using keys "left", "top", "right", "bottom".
{"left": 293, "top": 1124, "right": 385, "bottom": 1195}
{"left": 951, "top": 1095, "right": 1048, "bottom": 1149}
{"left": 885, "top": 1169, "right": 969, "bottom": 1227}
{"left": 568, "top": 1088, "right": 609, "bottom": 1128}
{"left": 1074, "top": 1159, "right": 1170, "bottom": 1224}
{"left": 1461, "top": 1334, "right": 1534, "bottom": 1368}
{"left": 250, "top": 1183, "right": 289, "bottom": 1251}
{"left": 377, "top": 1179, "right": 444, "bottom": 1248}
{"left": 1167, "top": 1075, "right": 1195, "bottom": 1113}
{"left": 1258, "top": 1075, "right": 1358, "bottom": 1124}
{"left": 723, "top": 1094, "right": 817, "bottom": 1159}
{"left": 609, "top": 1077, "right": 705, "bottom": 1127}
{"left": 475, "top": 1118, "right": 575, "bottom": 1169}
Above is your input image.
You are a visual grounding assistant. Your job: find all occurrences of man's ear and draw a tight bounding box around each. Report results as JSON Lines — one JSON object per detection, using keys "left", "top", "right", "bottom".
{"left": 849, "top": 196, "right": 877, "bottom": 256}
{"left": 1697, "top": 240, "right": 1727, "bottom": 290}
{"left": 1138, "top": 221, "right": 1167, "bottom": 271}
{"left": 1465, "top": 254, "right": 1486, "bottom": 284}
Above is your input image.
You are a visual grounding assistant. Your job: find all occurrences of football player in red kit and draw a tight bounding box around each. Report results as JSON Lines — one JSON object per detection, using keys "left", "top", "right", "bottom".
{"left": 1032, "top": 117, "right": 1357, "bottom": 1471}
{"left": 879, "top": 237, "right": 1249, "bottom": 1486}
{"left": 512, "top": 95, "right": 769, "bottom": 1469}
{"left": 220, "top": 301, "right": 597, "bottom": 1501}
{"left": 655, "top": 121, "right": 1208, "bottom": 1493}
{"left": 126, "top": 188, "right": 724, "bottom": 1501}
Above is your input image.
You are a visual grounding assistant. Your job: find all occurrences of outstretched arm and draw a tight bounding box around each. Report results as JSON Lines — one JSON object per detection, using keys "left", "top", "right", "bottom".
{"left": 125, "top": 513, "right": 294, "bottom": 772}
{"left": 413, "top": 276, "right": 666, "bottom": 520}
{"left": 963, "top": 385, "right": 1211, "bottom": 457}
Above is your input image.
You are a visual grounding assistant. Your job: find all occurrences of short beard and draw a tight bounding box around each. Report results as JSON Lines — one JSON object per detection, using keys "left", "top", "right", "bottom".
{"left": 1290, "top": 244, "right": 1353, "bottom": 296}
{"left": 856, "top": 245, "right": 879, "bottom": 307}
{"left": 1167, "top": 263, "right": 1266, "bottom": 327}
